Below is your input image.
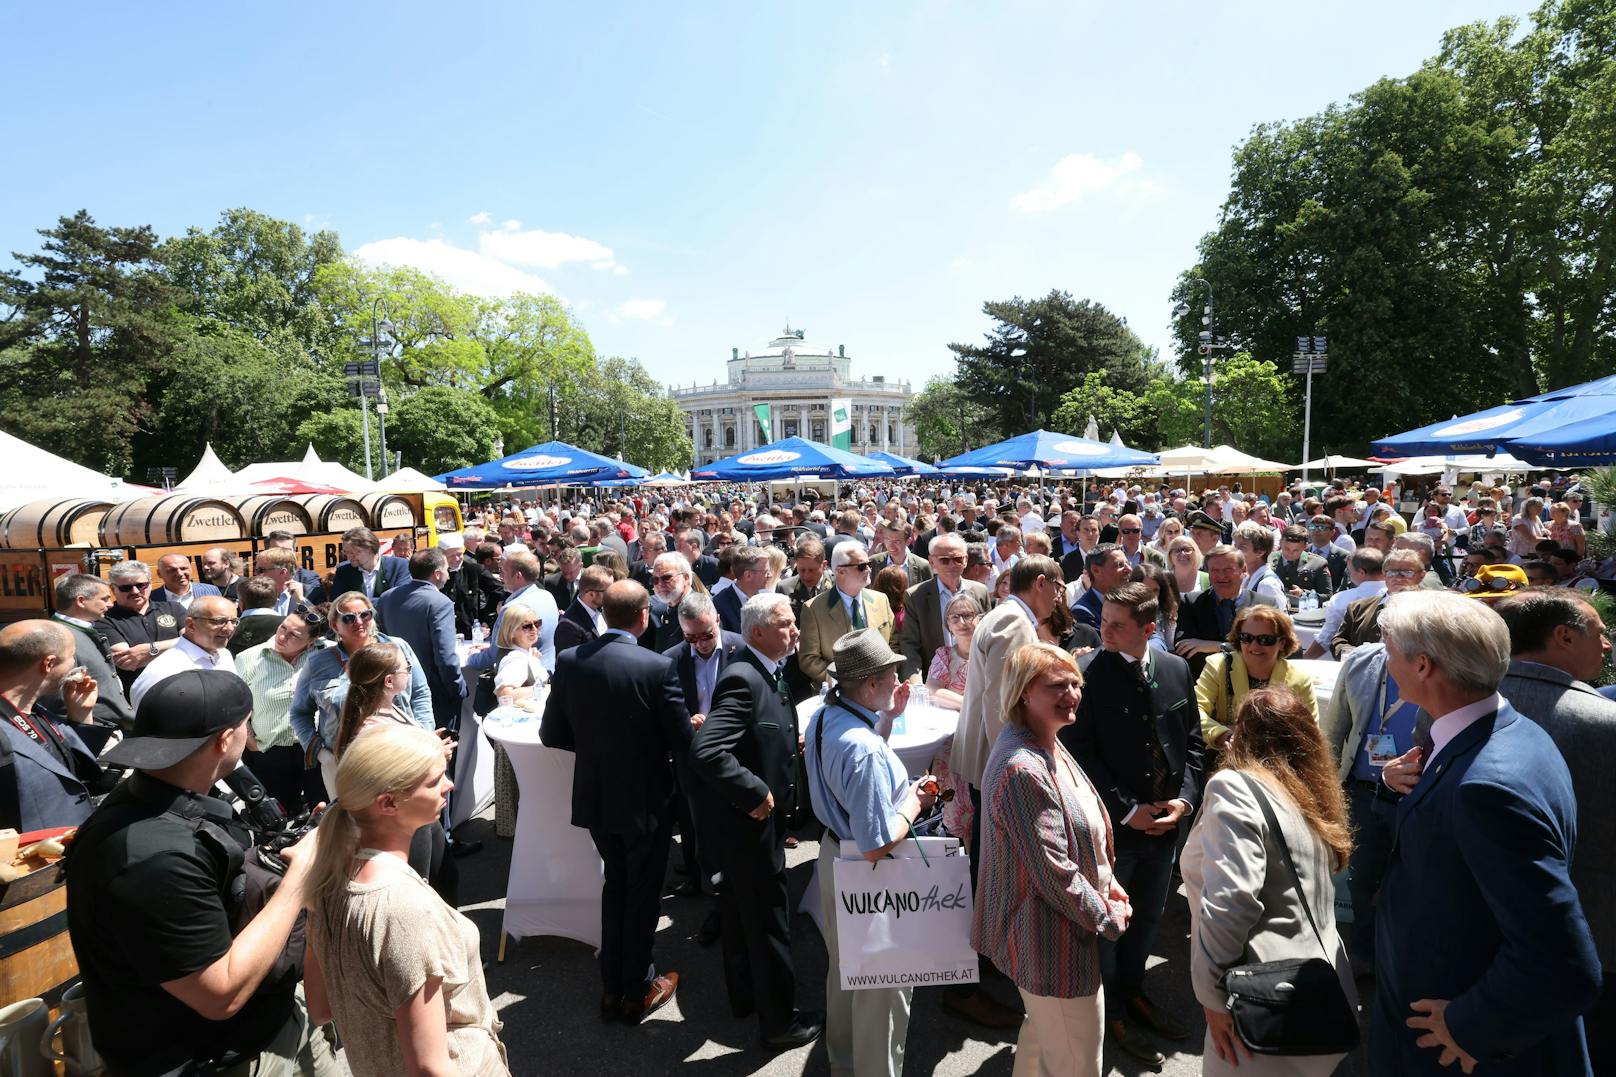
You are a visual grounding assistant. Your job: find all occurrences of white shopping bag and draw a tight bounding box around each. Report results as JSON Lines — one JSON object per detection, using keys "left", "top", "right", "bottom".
{"left": 831, "top": 837, "right": 980, "bottom": 991}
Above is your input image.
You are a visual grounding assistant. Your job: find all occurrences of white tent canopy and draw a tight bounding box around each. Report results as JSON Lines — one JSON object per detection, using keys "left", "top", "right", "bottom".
{"left": 0, "top": 428, "right": 154, "bottom": 513}
{"left": 1376, "top": 453, "right": 1536, "bottom": 478}
{"left": 1296, "top": 454, "right": 1378, "bottom": 472}
{"left": 1149, "top": 444, "right": 1295, "bottom": 476}
{"left": 379, "top": 466, "right": 447, "bottom": 492}
{"left": 233, "top": 444, "right": 377, "bottom": 491}
{"left": 175, "top": 443, "right": 237, "bottom": 489}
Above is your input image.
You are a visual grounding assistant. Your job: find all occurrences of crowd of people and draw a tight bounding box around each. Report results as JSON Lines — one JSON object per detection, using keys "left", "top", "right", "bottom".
{"left": 2, "top": 468, "right": 1611, "bottom": 1075}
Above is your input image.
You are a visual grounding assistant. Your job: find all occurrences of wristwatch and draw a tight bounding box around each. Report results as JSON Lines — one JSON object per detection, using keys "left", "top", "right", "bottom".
{"left": 147, "top": 642, "right": 159, "bottom": 658}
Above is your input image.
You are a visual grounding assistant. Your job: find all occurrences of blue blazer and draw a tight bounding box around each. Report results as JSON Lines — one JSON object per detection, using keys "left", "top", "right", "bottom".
{"left": 540, "top": 633, "right": 691, "bottom": 836}
{"left": 1, "top": 714, "right": 98, "bottom": 833}
{"left": 374, "top": 579, "right": 465, "bottom": 699}
{"left": 329, "top": 556, "right": 410, "bottom": 603}
{"left": 149, "top": 582, "right": 223, "bottom": 606}
{"left": 663, "top": 630, "right": 746, "bottom": 718}
{"left": 713, "top": 586, "right": 747, "bottom": 635}
{"left": 1372, "top": 701, "right": 1600, "bottom": 1075}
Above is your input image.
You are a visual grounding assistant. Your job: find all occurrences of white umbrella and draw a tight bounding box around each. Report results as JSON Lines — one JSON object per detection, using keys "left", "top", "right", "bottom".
{"left": 1296, "top": 454, "right": 1378, "bottom": 472}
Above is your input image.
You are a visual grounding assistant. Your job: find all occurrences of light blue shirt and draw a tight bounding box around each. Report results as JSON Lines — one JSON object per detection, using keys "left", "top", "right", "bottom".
{"left": 805, "top": 698, "right": 910, "bottom": 853}
{"left": 837, "top": 589, "right": 866, "bottom": 628}
{"left": 288, "top": 633, "right": 435, "bottom": 750}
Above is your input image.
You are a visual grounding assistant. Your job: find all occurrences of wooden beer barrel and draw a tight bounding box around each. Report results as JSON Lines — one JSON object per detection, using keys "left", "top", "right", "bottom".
{"left": 358, "top": 492, "right": 417, "bottom": 531}
{"left": 1, "top": 499, "right": 114, "bottom": 549}
{"left": 99, "top": 496, "right": 245, "bottom": 547}
{"left": 219, "top": 495, "right": 312, "bottom": 537}
{"left": 294, "top": 495, "right": 369, "bottom": 534}
{"left": 0, "top": 863, "right": 76, "bottom": 1006}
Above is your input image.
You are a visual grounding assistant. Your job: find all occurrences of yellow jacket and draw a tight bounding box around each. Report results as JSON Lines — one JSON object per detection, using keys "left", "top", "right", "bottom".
{"left": 1196, "top": 653, "right": 1318, "bottom": 748}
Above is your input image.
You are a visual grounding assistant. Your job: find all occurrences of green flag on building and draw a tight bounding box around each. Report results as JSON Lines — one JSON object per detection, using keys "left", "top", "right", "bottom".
{"left": 830, "top": 398, "right": 852, "bottom": 450}
{"left": 753, "top": 402, "right": 772, "bottom": 442}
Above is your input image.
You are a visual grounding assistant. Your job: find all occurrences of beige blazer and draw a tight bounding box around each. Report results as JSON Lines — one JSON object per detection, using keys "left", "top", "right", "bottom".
{"left": 950, "top": 600, "right": 1038, "bottom": 790}
{"left": 796, "top": 586, "right": 894, "bottom": 686}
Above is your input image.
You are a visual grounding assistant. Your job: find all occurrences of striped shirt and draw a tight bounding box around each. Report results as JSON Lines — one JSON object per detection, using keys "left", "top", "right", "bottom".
{"left": 971, "top": 723, "right": 1125, "bottom": 998}
{"left": 236, "top": 641, "right": 312, "bottom": 750}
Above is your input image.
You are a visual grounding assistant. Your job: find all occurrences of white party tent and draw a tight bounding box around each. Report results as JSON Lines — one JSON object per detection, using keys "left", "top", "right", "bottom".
{"left": 379, "top": 466, "right": 448, "bottom": 492}
{"left": 233, "top": 444, "right": 376, "bottom": 492}
{"left": 0, "top": 428, "right": 156, "bottom": 513}
{"left": 174, "top": 443, "right": 237, "bottom": 490}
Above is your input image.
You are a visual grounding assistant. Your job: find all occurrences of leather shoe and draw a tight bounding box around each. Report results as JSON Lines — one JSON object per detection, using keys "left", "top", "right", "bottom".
{"left": 941, "top": 988, "right": 1022, "bottom": 1030}
{"left": 621, "top": 972, "right": 678, "bottom": 1024}
{"left": 1127, "top": 993, "right": 1187, "bottom": 1041}
{"left": 696, "top": 908, "right": 721, "bottom": 946}
{"left": 449, "top": 839, "right": 483, "bottom": 858}
{"left": 763, "top": 1011, "right": 824, "bottom": 1050}
{"left": 1108, "top": 1019, "right": 1165, "bottom": 1066}
{"left": 600, "top": 994, "right": 621, "bottom": 1022}
{"left": 675, "top": 878, "right": 704, "bottom": 898}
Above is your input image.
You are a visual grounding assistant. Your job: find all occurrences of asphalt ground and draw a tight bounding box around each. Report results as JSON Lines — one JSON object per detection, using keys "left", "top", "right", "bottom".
{"left": 450, "top": 810, "right": 1371, "bottom": 1076}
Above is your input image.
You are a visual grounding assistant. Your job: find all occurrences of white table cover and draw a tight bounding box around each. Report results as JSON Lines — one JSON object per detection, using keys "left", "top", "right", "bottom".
{"left": 482, "top": 703, "right": 604, "bottom": 948}
{"left": 795, "top": 695, "right": 959, "bottom": 781}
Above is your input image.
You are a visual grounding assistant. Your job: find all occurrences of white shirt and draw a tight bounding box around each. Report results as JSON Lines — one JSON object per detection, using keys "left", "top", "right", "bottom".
{"left": 746, "top": 645, "right": 782, "bottom": 678}
{"left": 360, "top": 566, "right": 379, "bottom": 598}
{"left": 1427, "top": 692, "right": 1506, "bottom": 766}
{"left": 130, "top": 636, "right": 238, "bottom": 711}
{"left": 1019, "top": 511, "right": 1047, "bottom": 535}
{"left": 1316, "top": 580, "right": 1387, "bottom": 656}
{"left": 693, "top": 646, "right": 721, "bottom": 716}
{"left": 507, "top": 582, "right": 560, "bottom": 673}
{"left": 838, "top": 588, "right": 868, "bottom": 626}
{"left": 1242, "top": 564, "right": 1288, "bottom": 608}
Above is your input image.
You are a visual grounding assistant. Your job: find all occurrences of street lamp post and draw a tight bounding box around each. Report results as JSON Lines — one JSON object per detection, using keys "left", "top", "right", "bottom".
{"left": 1293, "top": 336, "right": 1328, "bottom": 484}
{"left": 1173, "top": 279, "right": 1225, "bottom": 448}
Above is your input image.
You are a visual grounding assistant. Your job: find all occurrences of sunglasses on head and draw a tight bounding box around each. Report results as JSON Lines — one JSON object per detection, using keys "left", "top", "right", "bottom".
{"left": 337, "top": 609, "right": 375, "bottom": 626}
{"left": 298, "top": 609, "right": 326, "bottom": 629}
{"left": 1237, "top": 632, "right": 1280, "bottom": 646}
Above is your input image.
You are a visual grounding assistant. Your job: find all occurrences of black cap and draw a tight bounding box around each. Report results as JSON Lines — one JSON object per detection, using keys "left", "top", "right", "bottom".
{"left": 103, "top": 669, "right": 254, "bottom": 770}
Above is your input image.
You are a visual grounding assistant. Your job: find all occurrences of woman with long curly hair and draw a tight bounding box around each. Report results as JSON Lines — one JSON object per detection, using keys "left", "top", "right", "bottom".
{"left": 1180, "top": 686, "right": 1355, "bottom": 1076}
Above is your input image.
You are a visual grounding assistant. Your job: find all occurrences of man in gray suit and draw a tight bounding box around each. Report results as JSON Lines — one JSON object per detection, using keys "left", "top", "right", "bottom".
{"left": 869, "top": 519, "right": 932, "bottom": 588}
{"left": 1495, "top": 588, "right": 1616, "bottom": 1073}
{"left": 896, "top": 532, "right": 990, "bottom": 682}
{"left": 43, "top": 574, "right": 133, "bottom": 731}
{"left": 0, "top": 620, "right": 107, "bottom": 832}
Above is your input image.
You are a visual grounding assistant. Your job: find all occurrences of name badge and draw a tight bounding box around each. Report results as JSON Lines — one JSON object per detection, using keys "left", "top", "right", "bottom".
{"left": 1366, "top": 734, "right": 1398, "bottom": 767}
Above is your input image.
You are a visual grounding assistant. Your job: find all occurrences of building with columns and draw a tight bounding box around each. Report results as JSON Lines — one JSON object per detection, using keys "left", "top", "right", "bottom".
{"left": 671, "top": 327, "right": 916, "bottom": 467}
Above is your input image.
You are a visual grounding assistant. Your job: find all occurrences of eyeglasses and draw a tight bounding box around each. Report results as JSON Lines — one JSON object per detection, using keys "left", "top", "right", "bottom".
{"left": 1237, "top": 632, "right": 1280, "bottom": 646}
{"left": 518, "top": 621, "right": 540, "bottom": 631}
{"left": 839, "top": 563, "right": 871, "bottom": 573}
{"left": 194, "top": 615, "right": 240, "bottom": 628}
{"left": 1384, "top": 568, "right": 1421, "bottom": 579}
{"left": 299, "top": 610, "right": 327, "bottom": 629}
{"left": 1172, "top": 549, "right": 1195, "bottom": 558}
{"left": 652, "top": 572, "right": 683, "bottom": 584}
{"left": 1120, "top": 527, "right": 1142, "bottom": 535}
{"left": 115, "top": 582, "right": 150, "bottom": 592}
{"left": 932, "top": 555, "right": 966, "bottom": 565}
{"left": 1459, "top": 576, "right": 1522, "bottom": 593}
{"left": 337, "top": 609, "right": 375, "bottom": 626}
{"left": 682, "top": 628, "right": 717, "bottom": 645}
{"left": 946, "top": 612, "right": 979, "bottom": 624}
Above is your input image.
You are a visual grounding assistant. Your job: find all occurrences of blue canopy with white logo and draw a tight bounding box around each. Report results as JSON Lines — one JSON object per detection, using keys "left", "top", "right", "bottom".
{"left": 434, "top": 441, "right": 649, "bottom": 489}
{"left": 1372, "top": 374, "right": 1616, "bottom": 460}
{"left": 866, "top": 450, "right": 941, "bottom": 477}
{"left": 939, "top": 429, "right": 1157, "bottom": 470}
{"left": 689, "top": 437, "right": 895, "bottom": 482}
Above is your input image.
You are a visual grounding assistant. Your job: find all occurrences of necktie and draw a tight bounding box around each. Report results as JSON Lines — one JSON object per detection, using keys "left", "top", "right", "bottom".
{"left": 851, "top": 596, "right": 866, "bottom": 630}
{"left": 773, "top": 668, "right": 792, "bottom": 708}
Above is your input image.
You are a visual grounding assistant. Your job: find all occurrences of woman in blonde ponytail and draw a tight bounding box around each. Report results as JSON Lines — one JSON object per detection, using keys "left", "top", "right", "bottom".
{"left": 303, "top": 725, "right": 509, "bottom": 1076}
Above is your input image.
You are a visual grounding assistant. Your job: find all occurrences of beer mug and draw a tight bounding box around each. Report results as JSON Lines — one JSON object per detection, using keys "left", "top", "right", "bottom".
{"left": 40, "top": 983, "right": 106, "bottom": 1076}
{"left": 0, "top": 997, "right": 49, "bottom": 1077}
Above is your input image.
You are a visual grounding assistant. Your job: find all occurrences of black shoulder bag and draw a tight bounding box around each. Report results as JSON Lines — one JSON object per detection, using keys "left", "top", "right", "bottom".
{"left": 1215, "top": 772, "right": 1359, "bottom": 1056}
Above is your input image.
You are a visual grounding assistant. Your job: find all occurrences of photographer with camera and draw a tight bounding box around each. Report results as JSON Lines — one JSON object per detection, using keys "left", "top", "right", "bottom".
{"left": 66, "top": 669, "right": 338, "bottom": 1077}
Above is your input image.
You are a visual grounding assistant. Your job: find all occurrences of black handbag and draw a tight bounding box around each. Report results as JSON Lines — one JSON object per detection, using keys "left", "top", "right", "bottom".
{"left": 1215, "top": 772, "right": 1360, "bottom": 1056}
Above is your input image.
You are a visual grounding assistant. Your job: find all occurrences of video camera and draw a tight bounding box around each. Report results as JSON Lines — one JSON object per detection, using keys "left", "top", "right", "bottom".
{"left": 219, "top": 764, "right": 324, "bottom": 876}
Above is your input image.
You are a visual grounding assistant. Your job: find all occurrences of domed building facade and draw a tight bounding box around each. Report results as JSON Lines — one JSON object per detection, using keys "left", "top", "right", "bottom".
{"left": 671, "top": 327, "right": 916, "bottom": 467}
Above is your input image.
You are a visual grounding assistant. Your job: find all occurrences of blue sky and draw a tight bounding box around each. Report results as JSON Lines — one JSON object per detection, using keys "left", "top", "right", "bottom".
{"left": 4, "top": 0, "right": 1537, "bottom": 395}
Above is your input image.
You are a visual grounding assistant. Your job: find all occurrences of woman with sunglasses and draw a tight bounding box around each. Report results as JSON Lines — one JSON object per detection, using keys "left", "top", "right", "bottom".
{"left": 1196, "top": 605, "right": 1317, "bottom": 751}
{"left": 925, "top": 592, "right": 982, "bottom": 711}
{"left": 237, "top": 606, "right": 328, "bottom": 814}
{"left": 290, "top": 591, "right": 436, "bottom": 797}
{"left": 1149, "top": 516, "right": 1185, "bottom": 558}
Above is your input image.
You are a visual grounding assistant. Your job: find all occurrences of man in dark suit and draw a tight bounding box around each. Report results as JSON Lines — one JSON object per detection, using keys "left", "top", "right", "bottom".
{"left": 869, "top": 519, "right": 931, "bottom": 587}
{"left": 662, "top": 592, "right": 744, "bottom": 927}
{"left": 1065, "top": 582, "right": 1203, "bottom": 1065}
{"left": 225, "top": 577, "right": 284, "bottom": 656}
{"left": 0, "top": 620, "right": 108, "bottom": 833}
{"left": 375, "top": 549, "right": 465, "bottom": 731}
{"left": 1494, "top": 589, "right": 1616, "bottom": 1072}
{"left": 628, "top": 532, "right": 667, "bottom": 591}
{"left": 1071, "top": 543, "right": 1131, "bottom": 632}
{"left": 43, "top": 574, "right": 132, "bottom": 731}
{"left": 1304, "top": 515, "right": 1351, "bottom": 591}
{"left": 1269, "top": 524, "right": 1335, "bottom": 603}
{"left": 1173, "top": 545, "right": 1270, "bottom": 678}
{"left": 689, "top": 591, "right": 822, "bottom": 1050}
{"left": 643, "top": 553, "right": 692, "bottom": 653}
{"left": 1057, "top": 513, "right": 1102, "bottom": 584}
{"left": 775, "top": 537, "right": 831, "bottom": 623}
{"left": 1372, "top": 591, "right": 1600, "bottom": 1075}
{"left": 676, "top": 529, "right": 721, "bottom": 589}
{"left": 555, "top": 565, "right": 611, "bottom": 653}
{"left": 714, "top": 546, "right": 771, "bottom": 635}
{"left": 541, "top": 580, "right": 690, "bottom": 1025}
{"left": 263, "top": 530, "right": 325, "bottom": 603}
{"left": 544, "top": 546, "right": 584, "bottom": 610}
{"left": 330, "top": 526, "right": 410, "bottom": 602}
{"left": 439, "top": 534, "right": 503, "bottom": 639}
{"left": 896, "top": 532, "right": 991, "bottom": 681}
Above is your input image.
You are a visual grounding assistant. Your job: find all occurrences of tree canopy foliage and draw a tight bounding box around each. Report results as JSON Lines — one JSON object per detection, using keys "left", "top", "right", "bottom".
{"left": 0, "top": 207, "right": 692, "bottom": 479}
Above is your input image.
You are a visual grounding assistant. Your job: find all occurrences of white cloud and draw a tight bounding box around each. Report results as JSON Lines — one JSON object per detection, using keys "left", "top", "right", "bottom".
{"left": 1010, "top": 151, "right": 1158, "bottom": 212}
{"left": 501, "top": 218, "right": 522, "bottom": 232}
{"left": 467, "top": 211, "right": 491, "bottom": 226}
{"left": 352, "top": 237, "right": 553, "bottom": 298}
{"left": 481, "top": 227, "right": 621, "bottom": 272}
{"left": 615, "top": 298, "right": 666, "bottom": 321}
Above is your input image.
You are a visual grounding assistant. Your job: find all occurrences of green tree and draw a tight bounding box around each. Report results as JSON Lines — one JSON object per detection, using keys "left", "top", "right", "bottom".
{"left": 0, "top": 210, "right": 183, "bottom": 474}
{"left": 554, "top": 356, "right": 691, "bottom": 473}
{"left": 387, "top": 386, "right": 502, "bottom": 475}
{"left": 1049, "top": 371, "right": 1151, "bottom": 446}
{"left": 296, "top": 408, "right": 381, "bottom": 476}
{"left": 905, "top": 374, "right": 995, "bottom": 460}
{"left": 949, "top": 291, "right": 1154, "bottom": 436}
{"left": 1144, "top": 354, "right": 1296, "bottom": 460}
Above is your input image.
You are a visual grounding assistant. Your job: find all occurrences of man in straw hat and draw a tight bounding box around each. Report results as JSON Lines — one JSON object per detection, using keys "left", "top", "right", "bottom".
{"left": 805, "top": 628, "right": 941, "bottom": 1076}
